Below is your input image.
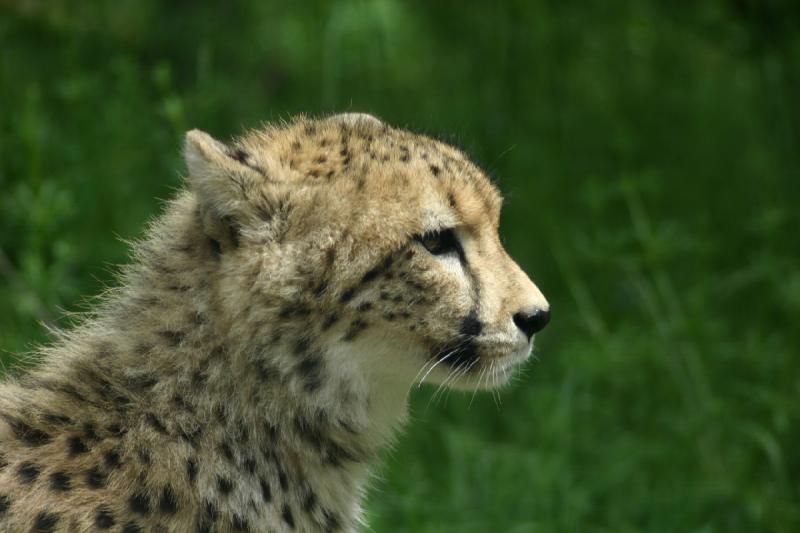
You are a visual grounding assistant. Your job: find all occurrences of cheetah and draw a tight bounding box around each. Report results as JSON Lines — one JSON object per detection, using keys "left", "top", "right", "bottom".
{"left": 0, "top": 113, "right": 550, "bottom": 532}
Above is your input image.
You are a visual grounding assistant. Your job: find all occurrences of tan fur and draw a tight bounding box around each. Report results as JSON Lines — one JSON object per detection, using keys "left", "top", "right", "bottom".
{"left": 0, "top": 114, "right": 548, "bottom": 532}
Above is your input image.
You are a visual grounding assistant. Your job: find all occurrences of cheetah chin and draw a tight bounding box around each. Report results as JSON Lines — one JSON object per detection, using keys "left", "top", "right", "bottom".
{"left": 0, "top": 112, "right": 548, "bottom": 532}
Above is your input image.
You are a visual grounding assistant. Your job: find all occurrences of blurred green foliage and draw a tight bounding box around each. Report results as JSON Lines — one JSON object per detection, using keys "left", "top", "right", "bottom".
{"left": 1, "top": 1, "right": 799, "bottom": 531}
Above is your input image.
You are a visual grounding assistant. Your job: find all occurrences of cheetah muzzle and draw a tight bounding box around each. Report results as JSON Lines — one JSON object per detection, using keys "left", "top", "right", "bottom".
{"left": 0, "top": 113, "right": 549, "bottom": 532}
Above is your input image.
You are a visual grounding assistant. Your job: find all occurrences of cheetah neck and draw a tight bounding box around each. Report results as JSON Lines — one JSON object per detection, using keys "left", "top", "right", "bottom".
{"left": 0, "top": 197, "right": 417, "bottom": 531}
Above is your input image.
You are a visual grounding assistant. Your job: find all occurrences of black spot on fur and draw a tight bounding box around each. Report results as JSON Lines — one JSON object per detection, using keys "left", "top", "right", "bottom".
{"left": 8, "top": 418, "right": 51, "bottom": 446}
{"left": 18, "top": 462, "right": 40, "bottom": 483}
{"left": 236, "top": 419, "right": 250, "bottom": 442}
{"left": 231, "top": 148, "right": 249, "bottom": 164}
{"left": 339, "top": 287, "right": 356, "bottom": 303}
{"left": 208, "top": 237, "right": 222, "bottom": 258}
{"left": 0, "top": 494, "right": 10, "bottom": 515}
{"left": 356, "top": 301, "right": 373, "bottom": 312}
{"left": 303, "top": 489, "right": 317, "bottom": 512}
{"left": 122, "top": 522, "right": 142, "bottom": 533}
{"left": 95, "top": 507, "right": 115, "bottom": 529}
{"left": 298, "top": 355, "right": 324, "bottom": 392}
{"left": 159, "top": 484, "right": 179, "bottom": 514}
{"left": 232, "top": 515, "right": 250, "bottom": 531}
{"left": 180, "top": 425, "right": 203, "bottom": 446}
{"left": 217, "top": 476, "right": 234, "bottom": 495}
{"left": 144, "top": 412, "right": 168, "bottom": 434}
{"left": 171, "top": 394, "right": 194, "bottom": 413}
{"left": 279, "top": 304, "right": 311, "bottom": 320}
{"left": 313, "top": 281, "right": 328, "bottom": 298}
{"left": 187, "top": 458, "right": 198, "bottom": 482}
{"left": 158, "top": 330, "right": 185, "bottom": 347}
{"left": 321, "top": 313, "right": 339, "bottom": 331}
{"left": 223, "top": 215, "right": 241, "bottom": 248}
{"left": 129, "top": 374, "right": 158, "bottom": 391}
{"left": 204, "top": 500, "right": 218, "bottom": 522}
{"left": 324, "top": 441, "right": 360, "bottom": 467}
{"left": 294, "top": 417, "right": 324, "bottom": 451}
{"left": 107, "top": 423, "right": 125, "bottom": 436}
{"left": 429, "top": 164, "right": 441, "bottom": 176}
{"left": 259, "top": 477, "right": 272, "bottom": 502}
{"left": 220, "top": 440, "right": 235, "bottom": 462}
{"left": 343, "top": 319, "right": 368, "bottom": 341}
{"left": 68, "top": 436, "right": 89, "bottom": 455}
{"left": 86, "top": 467, "right": 106, "bottom": 489}
{"left": 255, "top": 360, "right": 279, "bottom": 382}
{"left": 50, "top": 471, "right": 71, "bottom": 491}
{"left": 191, "top": 369, "right": 207, "bottom": 387}
{"left": 278, "top": 468, "right": 289, "bottom": 491}
{"left": 33, "top": 511, "right": 59, "bottom": 532}
{"left": 264, "top": 421, "right": 279, "bottom": 441}
{"left": 43, "top": 413, "right": 71, "bottom": 425}
{"left": 243, "top": 456, "right": 257, "bottom": 474}
{"left": 361, "top": 267, "right": 381, "bottom": 284}
{"left": 129, "top": 491, "right": 151, "bottom": 515}
{"left": 83, "top": 422, "right": 100, "bottom": 441}
{"left": 193, "top": 311, "right": 208, "bottom": 325}
{"left": 137, "top": 447, "right": 152, "bottom": 464}
{"left": 104, "top": 450, "right": 121, "bottom": 469}
{"left": 293, "top": 337, "right": 311, "bottom": 356}
{"left": 322, "top": 508, "right": 341, "bottom": 532}
{"left": 282, "top": 504, "right": 296, "bottom": 529}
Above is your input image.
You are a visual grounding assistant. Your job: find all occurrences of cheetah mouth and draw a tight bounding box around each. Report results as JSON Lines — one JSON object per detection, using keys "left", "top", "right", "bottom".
{"left": 425, "top": 335, "right": 532, "bottom": 381}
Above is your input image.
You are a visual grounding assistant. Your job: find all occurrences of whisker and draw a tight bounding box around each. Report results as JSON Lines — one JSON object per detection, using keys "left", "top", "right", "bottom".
{"left": 469, "top": 363, "right": 487, "bottom": 409}
{"left": 415, "top": 336, "right": 471, "bottom": 387}
{"left": 413, "top": 334, "right": 470, "bottom": 385}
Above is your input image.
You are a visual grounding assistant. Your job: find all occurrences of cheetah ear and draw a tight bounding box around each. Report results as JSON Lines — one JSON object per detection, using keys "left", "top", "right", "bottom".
{"left": 184, "top": 129, "right": 260, "bottom": 223}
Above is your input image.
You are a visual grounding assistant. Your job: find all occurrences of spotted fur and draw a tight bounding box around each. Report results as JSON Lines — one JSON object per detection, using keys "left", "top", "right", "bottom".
{"left": 0, "top": 113, "right": 548, "bottom": 531}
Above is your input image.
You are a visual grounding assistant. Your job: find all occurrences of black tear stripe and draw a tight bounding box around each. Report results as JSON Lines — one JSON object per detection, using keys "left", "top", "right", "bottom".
{"left": 459, "top": 309, "right": 483, "bottom": 337}
{"left": 441, "top": 250, "right": 484, "bottom": 370}
{"left": 431, "top": 303, "right": 483, "bottom": 371}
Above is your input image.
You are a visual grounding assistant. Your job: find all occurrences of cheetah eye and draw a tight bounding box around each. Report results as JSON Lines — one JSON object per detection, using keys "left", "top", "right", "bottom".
{"left": 417, "top": 228, "right": 461, "bottom": 257}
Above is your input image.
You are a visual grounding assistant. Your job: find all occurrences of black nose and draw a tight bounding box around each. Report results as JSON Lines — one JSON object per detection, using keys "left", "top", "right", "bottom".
{"left": 513, "top": 308, "right": 550, "bottom": 340}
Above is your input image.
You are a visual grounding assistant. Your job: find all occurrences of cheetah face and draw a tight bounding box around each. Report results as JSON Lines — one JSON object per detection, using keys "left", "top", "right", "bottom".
{"left": 184, "top": 113, "right": 549, "bottom": 393}
{"left": 410, "top": 227, "right": 548, "bottom": 389}
{"left": 349, "top": 213, "right": 550, "bottom": 391}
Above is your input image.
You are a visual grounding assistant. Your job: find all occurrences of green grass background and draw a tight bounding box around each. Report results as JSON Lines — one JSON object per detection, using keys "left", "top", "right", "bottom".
{"left": 1, "top": 1, "right": 799, "bottom": 531}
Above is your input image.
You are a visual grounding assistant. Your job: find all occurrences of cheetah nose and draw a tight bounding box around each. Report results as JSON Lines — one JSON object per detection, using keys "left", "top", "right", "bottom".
{"left": 512, "top": 308, "right": 550, "bottom": 340}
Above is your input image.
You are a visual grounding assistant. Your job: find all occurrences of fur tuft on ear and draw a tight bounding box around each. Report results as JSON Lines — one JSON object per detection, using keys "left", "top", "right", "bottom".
{"left": 184, "top": 129, "right": 260, "bottom": 223}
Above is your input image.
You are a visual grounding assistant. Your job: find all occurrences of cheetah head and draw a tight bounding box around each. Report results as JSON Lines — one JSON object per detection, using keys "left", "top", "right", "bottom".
{"left": 184, "top": 113, "right": 549, "bottom": 397}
